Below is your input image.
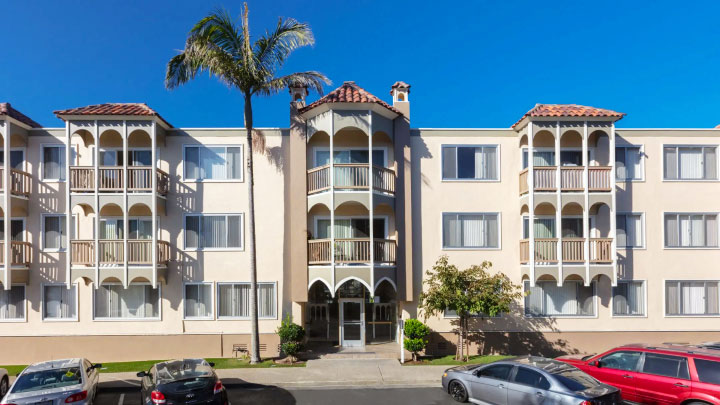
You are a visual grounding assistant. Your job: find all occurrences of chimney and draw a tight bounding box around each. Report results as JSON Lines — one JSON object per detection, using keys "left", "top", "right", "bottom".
{"left": 390, "top": 81, "right": 410, "bottom": 119}
{"left": 289, "top": 84, "right": 309, "bottom": 108}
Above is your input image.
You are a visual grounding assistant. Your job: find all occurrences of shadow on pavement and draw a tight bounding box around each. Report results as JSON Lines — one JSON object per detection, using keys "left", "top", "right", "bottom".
{"left": 223, "top": 380, "right": 297, "bottom": 405}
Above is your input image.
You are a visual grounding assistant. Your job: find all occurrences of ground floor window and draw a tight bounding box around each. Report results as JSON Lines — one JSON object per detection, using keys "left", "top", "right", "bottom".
{"left": 666, "top": 280, "right": 719, "bottom": 316}
{"left": 94, "top": 284, "right": 160, "bottom": 319}
{"left": 217, "top": 283, "right": 276, "bottom": 319}
{"left": 613, "top": 281, "right": 645, "bottom": 316}
{"left": 524, "top": 280, "right": 595, "bottom": 317}
{"left": 184, "top": 283, "right": 213, "bottom": 319}
{"left": 43, "top": 284, "right": 77, "bottom": 320}
{"left": 0, "top": 285, "right": 24, "bottom": 320}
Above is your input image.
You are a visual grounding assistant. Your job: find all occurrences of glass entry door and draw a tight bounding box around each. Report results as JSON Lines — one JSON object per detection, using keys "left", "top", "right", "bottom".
{"left": 339, "top": 298, "right": 364, "bottom": 347}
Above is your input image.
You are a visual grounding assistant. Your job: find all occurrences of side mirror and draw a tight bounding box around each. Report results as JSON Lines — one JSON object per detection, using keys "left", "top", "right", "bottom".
{"left": 136, "top": 371, "right": 147, "bottom": 378}
{"left": 589, "top": 361, "right": 601, "bottom": 368}
{"left": 208, "top": 362, "right": 215, "bottom": 368}
{"left": 93, "top": 363, "right": 103, "bottom": 369}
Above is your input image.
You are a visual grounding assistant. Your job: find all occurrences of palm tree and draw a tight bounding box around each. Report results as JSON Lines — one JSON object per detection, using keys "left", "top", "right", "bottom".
{"left": 166, "top": 3, "right": 329, "bottom": 364}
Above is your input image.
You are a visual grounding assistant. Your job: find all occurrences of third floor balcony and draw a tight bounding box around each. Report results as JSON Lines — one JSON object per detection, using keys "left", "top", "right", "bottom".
{"left": 70, "top": 166, "right": 169, "bottom": 195}
{"left": 519, "top": 166, "right": 612, "bottom": 194}
{"left": 307, "top": 164, "right": 395, "bottom": 195}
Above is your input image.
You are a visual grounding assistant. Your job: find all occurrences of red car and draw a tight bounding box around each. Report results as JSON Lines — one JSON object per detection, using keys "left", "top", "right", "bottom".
{"left": 557, "top": 343, "right": 720, "bottom": 404}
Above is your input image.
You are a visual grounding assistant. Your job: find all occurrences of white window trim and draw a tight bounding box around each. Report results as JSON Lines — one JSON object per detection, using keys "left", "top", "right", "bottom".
{"left": 216, "top": 281, "right": 278, "bottom": 320}
{"left": 182, "top": 213, "right": 245, "bottom": 252}
{"left": 615, "top": 144, "right": 645, "bottom": 182}
{"left": 663, "top": 279, "right": 720, "bottom": 318}
{"left": 441, "top": 144, "right": 501, "bottom": 182}
{"left": 40, "top": 143, "right": 72, "bottom": 182}
{"left": 92, "top": 282, "right": 162, "bottom": 321}
{"left": 661, "top": 144, "right": 720, "bottom": 182}
{"left": 181, "top": 144, "right": 245, "bottom": 183}
{"left": 616, "top": 212, "right": 646, "bottom": 250}
{"left": 610, "top": 280, "right": 648, "bottom": 318}
{"left": 41, "top": 282, "right": 79, "bottom": 322}
{"left": 441, "top": 212, "right": 502, "bottom": 250}
{"left": 313, "top": 215, "right": 390, "bottom": 239}
{"left": 662, "top": 212, "right": 720, "bottom": 250}
{"left": 522, "top": 280, "right": 599, "bottom": 319}
{"left": 312, "top": 146, "right": 389, "bottom": 168}
{"left": 182, "top": 282, "right": 215, "bottom": 320}
{"left": 41, "top": 213, "right": 68, "bottom": 252}
{"left": 0, "top": 284, "right": 26, "bottom": 323}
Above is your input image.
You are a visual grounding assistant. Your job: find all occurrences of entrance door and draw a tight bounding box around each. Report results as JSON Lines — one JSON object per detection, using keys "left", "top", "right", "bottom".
{"left": 339, "top": 298, "right": 364, "bottom": 347}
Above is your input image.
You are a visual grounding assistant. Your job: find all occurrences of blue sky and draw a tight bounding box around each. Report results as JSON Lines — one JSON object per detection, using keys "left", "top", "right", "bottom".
{"left": 3, "top": 1, "right": 720, "bottom": 128}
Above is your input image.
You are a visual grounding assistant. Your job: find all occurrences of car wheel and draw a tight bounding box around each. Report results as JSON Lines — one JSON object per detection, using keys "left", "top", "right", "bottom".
{"left": 448, "top": 380, "right": 468, "bottom": 403}
{"left": 0, "top": 377, "right": 8, "bottom": 397}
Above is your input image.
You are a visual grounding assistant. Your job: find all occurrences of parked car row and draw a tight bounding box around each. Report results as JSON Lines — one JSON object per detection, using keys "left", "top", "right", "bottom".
{"left": 0, "top": 358, "right": 228, "bottom": 405}
{"left": 442, "top": 342, "right": 720, "bottom": 404}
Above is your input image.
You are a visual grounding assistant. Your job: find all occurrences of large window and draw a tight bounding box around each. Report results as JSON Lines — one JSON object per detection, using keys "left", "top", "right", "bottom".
{"left": 315, "top": 149, "right": 385, "bottom": 167}
{"left": 0, "top": 285, "right": 25, "bottom": 320}
{"left": 217, "top": 283, "right": 276, "bottom": 319}
{"left": 185, "top": 214, "right": 243, "bottom": 250}
{"left": 43, "top": 284, "right": 77, "bottom": 320}
{"left": 522, "top": 149, "right": 555, "bottom": 168}
{"left": 94, "top": 284, "right": 160, "bottom": 319}
{"left": 522, "top": 217, "right": 557, "bottom": 239}
{"left": 617, "top": 213, "right": 644, "bottom": 248}
{"left": 524, "top": 281, "right": 595, "bottom": 317}
{"left": 664, "top": 213, "right": 718, "bottom": 248}
{"left": 42, "top": 145, "right": 66, "bottom": 180}
{"left": 315, "top": 218, "right": 386, "bottom": 239}
{"left": 184, "top": 145, "right": 242, "bottom": 181}
{"left": 612, "top": 281, "right": 645, "bottom": 316}
{"left": 442, "top": 213, "right": 499, "bottom": 249}
{"left": 666, "top": 280, "right": 719, "bottom": 316}
{"left": 616, "top": 146, "right": 643, "bottom": 181}
{"left": 641, "top": 353, "right": 690, "bottom": 379}
{"left": 43, "top": 214, "right": 72, "bottom": 250}
{"left": 184, "top": 283, "right": 213, "bottom": 319}
{"left": 664, "top": 145, "right": 717, "bottom": 180}
{"left": 442, "top": 145, "right": 498, "bottom": 180}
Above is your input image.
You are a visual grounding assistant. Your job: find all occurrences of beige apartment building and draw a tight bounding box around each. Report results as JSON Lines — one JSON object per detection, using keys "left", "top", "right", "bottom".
{"left": 0, "top": 81, "right": 719, "bottom": 363}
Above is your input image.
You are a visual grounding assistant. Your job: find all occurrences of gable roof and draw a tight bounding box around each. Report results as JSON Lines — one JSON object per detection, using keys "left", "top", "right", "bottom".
{"left": 299, "top": 81, "right": 402, "bottom": 116}
{"left": 0, "top": 103, "right": 41, "bottom": 128}
{"left": 512, "top": 104, "right": 626, "bottom": 129}
{"left": 54, "top": 103, "right": 172, "bottom": 128}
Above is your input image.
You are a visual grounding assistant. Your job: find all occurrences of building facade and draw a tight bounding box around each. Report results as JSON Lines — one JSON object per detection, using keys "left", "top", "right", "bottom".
{"left": 0, "top": 81, "right": 719, "bottom": 363}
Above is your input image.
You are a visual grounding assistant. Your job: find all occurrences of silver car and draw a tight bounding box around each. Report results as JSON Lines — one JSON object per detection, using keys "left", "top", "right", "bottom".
{"left": 1, "top": 358, "right": 101, "bottom": 405}
{"left": 441, "top": 356, "right": 621, "bottom": 404}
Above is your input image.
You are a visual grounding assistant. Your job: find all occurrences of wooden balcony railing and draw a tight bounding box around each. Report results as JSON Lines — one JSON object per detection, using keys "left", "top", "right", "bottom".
{"left": 560, "top": 167, "right": 584, "bottom": 191}
{"left": 519, "top": 166, "right": 612, "bottom": 194}
{"left": 589, "top": 167, "right": 612, "bottom": 191}
{"left": 0, "top": 241, "right": 32, "bottom": 266}
{"left": 308, "top": 238, "right": 396, "bottom": 265}
{"left": 590, "top": 238, "right": 613, "bottom": 263}
{"left": 70, "top": 166, "right": 169, "bottom": 194}
{"left": 520, "top": 237, "right": 613, "bottom": 264}
{"left": 0, "top": 168, "right": 32, "bottom": 197}
{"left": 71, "top": 239, "right": 170, "bottom": 265}
{"left": 306, "top": 164, "right": 395, "bottom": 195}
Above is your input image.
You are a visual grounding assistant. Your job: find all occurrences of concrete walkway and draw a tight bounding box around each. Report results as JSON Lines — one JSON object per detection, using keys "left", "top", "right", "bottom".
{"left": 99, "top": 359, "right": 448, "bottom": 389}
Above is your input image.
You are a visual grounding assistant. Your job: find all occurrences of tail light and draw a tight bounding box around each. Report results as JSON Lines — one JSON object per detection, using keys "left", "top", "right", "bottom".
{"left": 65, "top": 391, "right": 88, "bottom": 403}
{"left": 214, "top": 380, "right": 224, "bottom": 394}
{"left": 578, "top": 401, "right": 592, "bottom": 405}
{"left": 151, "top": 390, "right": 166, "bottom": 404}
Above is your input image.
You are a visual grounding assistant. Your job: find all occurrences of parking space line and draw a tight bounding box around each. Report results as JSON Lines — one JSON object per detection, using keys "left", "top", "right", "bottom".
{"left": 118, "top": 393, "right": 125, "bottom": 405}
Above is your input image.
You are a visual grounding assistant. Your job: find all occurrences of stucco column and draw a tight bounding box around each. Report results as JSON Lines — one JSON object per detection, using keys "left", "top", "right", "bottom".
{"left": 65, "top": 121, "right": 72, "bottom": 288}
{"left": 610, "top": 123, "right": 617, "bottom": 287}
{"left": 329, "top": 113, "right": 335, "bottom": 294}
{"left": 151, "top": 122, "right": 157, "bottom": 288}
{"left": 122, "top": 121, "right": 128, "bottom": 287}
{"left": 2, "top": 121, "right": 9, "bottom": 290}
{"left": 93, "top": 121, "right": 99, "bottom": 288}
{"left": 582, "top": 122, "right": 590, "bottom": 286}
{"left": 368, "top": 111, "right": 374, "bottom": 297}
{"left": 555, "top": 121, "right": 562, "bottom": 285}
{"left": 528, "top": 122, "right": 535, "bottom": 286}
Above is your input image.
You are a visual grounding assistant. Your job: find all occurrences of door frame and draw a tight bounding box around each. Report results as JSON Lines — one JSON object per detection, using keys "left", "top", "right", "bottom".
{"left": 339, "top": 298, "right": 365, "bottom": 347}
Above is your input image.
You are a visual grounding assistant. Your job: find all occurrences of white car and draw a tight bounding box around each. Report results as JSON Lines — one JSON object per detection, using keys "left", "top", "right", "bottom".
{"left": 1, "top": 358, "right": 101, "bottom": 404}
{"left": 0, "top": 368, "right": 8, "bottom": 398}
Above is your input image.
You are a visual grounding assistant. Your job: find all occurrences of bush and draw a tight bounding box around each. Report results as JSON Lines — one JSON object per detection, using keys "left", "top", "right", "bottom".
{"left": 403, "top": 318, "right": 430, "bottom": 361}
{"left": 277, "top": 315, "right": 305, "bottom": 363}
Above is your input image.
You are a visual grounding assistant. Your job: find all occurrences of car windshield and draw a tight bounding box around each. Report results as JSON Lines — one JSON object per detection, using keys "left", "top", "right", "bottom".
{"left": 155, "top": 359, "right": 213, "bottom": 384}
{"left": 12, "top": 367, "right": 82, "bottom": 393}
{"left": 552, "top": 368, "right": 600, "bottom": 391}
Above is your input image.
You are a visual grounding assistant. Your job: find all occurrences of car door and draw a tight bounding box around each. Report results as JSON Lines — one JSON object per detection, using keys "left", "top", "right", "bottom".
{"left": 634, "top": 352, "right": 691, "bottom": 404}
{"left": 140, "top": 366, "right": 155, "bottom": 404}
{"left": 83, "top": 360, "right": 98, "bottom": 401}
{"left": 587, "top": 350, "right": 642, "bottom": 402}
{"left": 506, "top": 366, "right": 552, "bottom": 405}
{"left": 470, "top": 364, "right": 513, "bottom": 405}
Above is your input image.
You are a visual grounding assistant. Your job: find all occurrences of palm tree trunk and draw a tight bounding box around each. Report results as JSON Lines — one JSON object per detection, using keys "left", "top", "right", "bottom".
{"left": 244, "top": 93, "right": 261, "bottom": 364}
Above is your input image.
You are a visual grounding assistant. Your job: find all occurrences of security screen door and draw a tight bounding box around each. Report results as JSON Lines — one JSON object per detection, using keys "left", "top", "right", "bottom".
{"left": 339, "top": 298, "right": 364, "bottom": 347}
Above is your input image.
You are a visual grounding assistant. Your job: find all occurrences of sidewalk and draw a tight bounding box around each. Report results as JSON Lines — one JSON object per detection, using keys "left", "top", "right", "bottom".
{"left": 99, "top": 359, "right": 448, "bottom": 389}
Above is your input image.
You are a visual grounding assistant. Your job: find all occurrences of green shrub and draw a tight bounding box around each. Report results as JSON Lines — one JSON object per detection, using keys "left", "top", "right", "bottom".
{"left": 277, "top": 315, "right": 305, "bottom": 363}
{"left": 403, "top": 319, "right": 430, "bottom": 361}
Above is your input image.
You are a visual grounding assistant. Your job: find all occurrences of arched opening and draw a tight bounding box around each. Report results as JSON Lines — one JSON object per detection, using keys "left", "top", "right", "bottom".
{"left": 589, "top": 202, "right": 611, "bottom": 238}
{"left": 307, "top": 280, "right": 334, "bottom": 341}
{"left": 560, "top": 130, "right": 583, "bottom": 167}
{"left": 589, "top": 130, "right": 610, "bottom": 166}
{"left": 370, "top": 279, "right": 398, "bottom": 343}
{"left": 397, "top": 93, "right": 405, "bottom": 101}
{"left": 372, "top": 131, "right": 393, "bottom": 168}
{"left": 561, "top": 202, "right": 584, "bottom": 238}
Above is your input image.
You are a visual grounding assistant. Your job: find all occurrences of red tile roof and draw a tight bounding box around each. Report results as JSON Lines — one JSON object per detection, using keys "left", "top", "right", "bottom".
{"left": 54, "top": 103, "right": 172, "bottom": 127}
{"left": 390, "top": 81, "right": 411, "bottom": 95}
{"left": 300, "top": 81, "right": 402, "bottom": 116}
{"left": 0, "top": 103, "right": 41, "bottom": 128}
{"left": 512, "top": 104, "right": 626, "bottom": 128}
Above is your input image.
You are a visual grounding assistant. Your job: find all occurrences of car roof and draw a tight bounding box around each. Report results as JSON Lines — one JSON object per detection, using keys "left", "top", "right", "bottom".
{"left": 498, "top": 355, "right": 579, "bottom": 373}
{"left": 154, "top": 359, "right": 214, "bottom": 382}
{"left": 616, "top": 343, "right": 720, "bottom": 359}
{"left": 24, "top": 358, "right": 84, "bottom": 372}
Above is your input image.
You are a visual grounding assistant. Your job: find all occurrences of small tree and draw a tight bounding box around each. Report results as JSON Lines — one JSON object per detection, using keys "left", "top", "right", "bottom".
{"left": 277, "top": 315, "right": 305, "bottom": 364}
{"left": 419, "top": 255, "right": 523, "bottom": 362}
{"left": 403, "top": 318, "right": 430, "bottom": 362}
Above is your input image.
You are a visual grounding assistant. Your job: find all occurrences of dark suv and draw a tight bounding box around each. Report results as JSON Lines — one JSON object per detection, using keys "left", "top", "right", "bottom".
{"left": 557, "top": 343, "right": 720, "bottom": 404}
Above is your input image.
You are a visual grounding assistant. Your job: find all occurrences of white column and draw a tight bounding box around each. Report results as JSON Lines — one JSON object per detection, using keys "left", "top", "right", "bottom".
{"left": 329, "top": 114, "right": 335, "bottom": 294}
{"left": 555, "top": 122, "right": 562, "bottom": 286}
{"left": 368, "top": 111, "right": 374, "bottom": 297}
{"left": 122, "top": 121, "right": 128, "bottom": 287}
{"left": 2, "top": 122, "right": 9, "bottom": 290}
{"left": 93, "top": 121, "right": 100, "bottom": 288}
{"left": 610, "top": 123, "right": 618, "bottom": 287}
{"left": 582, "top": 122, "right": 590, "bottom": 286}
{"left": 151, "top": 122, "right": 158, "bottom": 288}
{"left": 528, "top": 123, "right": 535, "bottom": 286}
{"left": 65, "top": 122, "right": 72, "bottom": 288}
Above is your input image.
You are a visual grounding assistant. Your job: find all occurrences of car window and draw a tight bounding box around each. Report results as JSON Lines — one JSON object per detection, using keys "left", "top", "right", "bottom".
{"left": 513, "top": 367, "right": 551, "bottom": 390}
{"left": 478, "top": 364, "right": 513, "bottom": 381}
{"left": 641, "top": 353, "right": 689, "bottom": 379}
{"left": 12, "top": 368, "right": 82, "bottom": 393}
{"left": 599, "top": 351, "right": 642, "bottom": 371}
{"left": 694, "top": 359, "right": 720, "bottom": 385}
{"left": 553, "top": 368, "right": 600, "bottom": 391}
{"left": 83, "top": 360, "right": 92, "bottom": 373}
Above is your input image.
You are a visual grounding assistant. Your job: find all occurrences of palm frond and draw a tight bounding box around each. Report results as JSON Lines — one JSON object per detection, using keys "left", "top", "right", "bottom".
{"left": 254, "top": 18, "right": 315, "bottom": 73}
{"left": 255, "top": 71, "right": 330, "bottom": 97}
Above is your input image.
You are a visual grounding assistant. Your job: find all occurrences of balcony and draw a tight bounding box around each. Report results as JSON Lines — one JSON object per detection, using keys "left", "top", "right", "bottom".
{"left": 519, "top": 238, "right": 613, "bottom": 264}
{"left": 0, "top": 241, "right": 31, "bottom": 266}
{"left": 519, "top": 166, "right": 612, "bottom": 194}
{"left": 70, "top": 240, "right": 170, "bottom": 266}
{"left": 307, "top": 164, "right": 396, "bottom": 195}
{"left": 69, "top": 166, "right": 170, "bottom": 195}
{"left": 0, "top": 169, "right": 31, "bottom": 197}
{"left": 308, "top": 238, "right": 396, "bottom": 265}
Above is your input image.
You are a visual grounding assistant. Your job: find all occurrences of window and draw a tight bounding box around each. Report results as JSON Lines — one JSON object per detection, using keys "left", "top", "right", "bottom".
{"left": 664, "top": 145, "right": 717, "bottom": 180}
{"left": 184, "top": 283, "right": 213, "bottom": 319}
{"left": 94, "top": 284, "right": 160, "bottom": 319}
{"left": 598, "top": 350, "right": 642, "bottom": 371}
{"left": 128, "top": 150, "right": 151, "bottom": 166}
{"left": 43, "top": 214, "right": 72, "bottom": 250}
{"left": 641, "top": 353, "right": 690, "bottom": 379}
{"left": 666, "top": 281, "right": 720, "bottom": 316}
{"left": 315, "top": 149, "right": 385, "bottom": 167}
{"left": 442, "top": 213, "right": 499, "bottom": 249}
{"left": 522, "top": 217, "right": 556, "bottom": 239}
{"left": 129, "top": 218, "right": 153, "bottom": 240}
{"left": 553, "top": 368, "right": 600, "bottom": 391}
{"left": 0, "top": 285, "right": 24, "bottom": 320}
{"left": 512, "top": 367, "right": 551, "bottom": 390}
{"left": 616, "top": 146, "right": 643, "bottom": 180}
{"left": 217, "top": 283, "right": 276, "bottom": 319}
{"left": 613, "top": 281, "right": 645, "bottom": 316}
{"left": 522, "top": 149, "right": 555, "bottom": 168}
{"left": 442, "top": 145, "right": 498, "bottom": 180}
{"left": 617, "top": 213, "right": 644, "bottom": 248}
{"left": 42, "top": 145, "right": 66, "bottom": 180}
{"left": 43, "top": 284, "right": 77, "bottom": 320}
{"left": 477, "top": 364, "right": 513, "bottom": 380}
{"left": 184, "top": 145, "right": 242, "bottom": 180}
{"left": 316, "top": 218, "right": 386, "bottom": 239}
{"left": 0, "top": 219, "right": 26, "bottom": 241}
{"left": 694, "top": 359, "right": 720, "bottom": 384}
{"left": 524, "top": 281, "right": 595, "bottom": 317}
{"left": 185, "top": 214, "right": 243, "bottom": 249}
{"left": 0, "top": 150, "right": 25, "bottom": 170}
{"left": 561, "top": 218, "right": 582, "bottom": 238}
{"left": 664, "top": 213, "right": 718, "bottom": 248}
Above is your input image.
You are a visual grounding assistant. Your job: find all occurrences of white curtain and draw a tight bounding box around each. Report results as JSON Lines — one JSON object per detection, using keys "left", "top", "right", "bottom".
{"left": 681, "top": 282, "right": 706, "bottom": 315}
{"left": 525, "top": 282, "right": 593, "bottom": 316}
{"left": 226, "top": 147, "right": 241, "bottom": 179}
{"left": 43, "top": 146, "right": 66, "bottom": 180}
{"left": 462, "top": 215, "right": 483, "bottom": 247}
{"left": 443, "top": 215, "right": 461, "bottom": 247}
{"left": 665, "top": 215, "right": 679, "bottom": 247}
{"left": 618, "top": 214, "right": 642, "bottom": 247}
{"left": 707, "top": 215, "right": 718, "bottom": 247}
{"left": 613, "top": 282, "right": 644, "bottom": 315}
{"left": 524, "top": 282, "right": 544, "bottom": 316}
{"left": 258, "top": 284, "right": 275, "bottom": 318}
{"left": 185, "top": 147, "right": 200, "bottom": 179}
{"left": 334, "top": 219, "right": 353, "bottom": 238}
{"left": 202, "top": 216, "right": 226, "bottom": 248}
{"left": 0, "top": 286, "right": 24, "bottom": 319}
{"left": 202, "top": 147, "right": 226, "bottom": 179}
{"left": 95, "top": 285, "right": 158, "bottom": 319}
{"left": 130, "top": 218, "right": 152, "bottom": 240}
{"left": 666, "top": 282, "right": 680, "bottom": 314}
{"left": 219, "top": 284, "right": 253, "bottom": 318}
{"left": 679, "top": 147, "right": 703, "bottom": 179}
{"left": 534, "top": 151, "right": 554, "bottom": 167}
{"left": 44, "top": 285, "right": 77, "bottom": 319}
{"left": 185, "top": 216, "right": 199, "bottom": 248}
{"left": 704, "top": 148, "right": 717, "bottom": 179}
{"left": 534, "top": 218, "right": 555, "bottom": 238}
{"left": 664, "top": 147, "right": 678, "bottom": 179}
{"left": 185, "top": 284, "right": 211, "bottom": 318}
{"left": 100, "top": 219, "right": 122, "bottom": 240}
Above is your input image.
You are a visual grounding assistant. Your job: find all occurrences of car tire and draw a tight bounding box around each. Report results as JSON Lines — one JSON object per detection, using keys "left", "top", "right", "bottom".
{"left": 0, "top": 376, "right": 8, "bottom": 397}
{"left": 448, "top": 380, "right": 468, "bottom": 403}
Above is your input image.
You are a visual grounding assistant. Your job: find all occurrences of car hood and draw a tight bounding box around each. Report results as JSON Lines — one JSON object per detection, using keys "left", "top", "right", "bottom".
{"left": 6, "top": 383, "right": 83, "bottom": 401}
{"left": 556, "top": 354, "right": 591, "bottom": 365}
{"left": 446, "top": 365, "right": 479, "bottom": 374}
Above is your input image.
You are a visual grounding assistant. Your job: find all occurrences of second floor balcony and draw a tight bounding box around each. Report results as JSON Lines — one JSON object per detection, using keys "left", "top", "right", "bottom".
{"left": 520, "top": 238, "right": 613, "bottom": 264}
{"left": 0, "top": 241, "right": 32, "bottom": 266}
{"left": 0, "top": 168, "right": 31, "bottom": 197}
{"left": 70, "top": 239, "right": 170, "bottom": 266}
{"left": 307, "top": 164, "right": 396, "bottom": 195}
{"left": 70, "top": 166, "right": 169, "bottom": 195}
{"left": 519, "top": 166, "right": 612, "bottom": 194}
{"left": 308, "top": 238, "right": 397, "bottom": 265}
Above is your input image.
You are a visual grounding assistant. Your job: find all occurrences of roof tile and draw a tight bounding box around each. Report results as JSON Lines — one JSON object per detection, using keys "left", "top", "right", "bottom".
{"left": 512, "top": 104, "right": 625, "bottom": 128}
{"left": 300, "top": 81, "right": 402, "bottom": 116}
{"left": 54, "top": 103, "right": 172, "bottom": 127}
{"left": 0, "top": 103, "right": 41, "bottom": 128}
